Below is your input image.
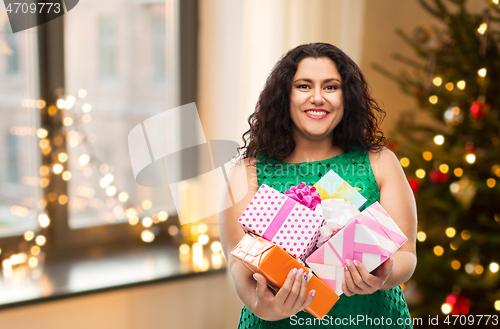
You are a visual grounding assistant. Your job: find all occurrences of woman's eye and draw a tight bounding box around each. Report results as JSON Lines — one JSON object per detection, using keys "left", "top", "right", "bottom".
{"left": 297, "top": 84, "right": 310, "bottom": 89}
{"left": 325, "top": 85, "right": 338, "bottom": 90}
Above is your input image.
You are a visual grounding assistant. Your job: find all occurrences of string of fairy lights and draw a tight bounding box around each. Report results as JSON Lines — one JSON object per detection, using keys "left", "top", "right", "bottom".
{"left": 397, "top": 6, "right": 500, "bottom": 314}
{"left": 1, "top": 89, "right": 223, "bottom": 275}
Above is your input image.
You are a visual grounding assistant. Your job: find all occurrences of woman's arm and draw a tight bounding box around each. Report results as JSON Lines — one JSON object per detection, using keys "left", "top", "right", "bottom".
{"left": 218, "top": 157, "right": 315, "bottom": 321}
{"left": 342, "top": 148, "right": 417, "bottom": 296}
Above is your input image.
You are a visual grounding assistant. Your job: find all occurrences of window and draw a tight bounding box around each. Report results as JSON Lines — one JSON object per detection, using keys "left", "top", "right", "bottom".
{"left": 0, "top": 25, "right": 41, "bottom": 239}
{"left": 152, "top": 17, "right": 166, "bottom": 84}
{"left": 5, "top": 23, "right": 19, "bottom": 75}
{"left": 6, "top": 134, "right": 19, "bottom": 184}
{"left": 0, "top": 0, "right": 198, "bottom": 260}
{"left": 64, "top": 1, "right": 179, "bottom": 231}
{"left": 98, "top": 17, "right": 117, "bottom": 81}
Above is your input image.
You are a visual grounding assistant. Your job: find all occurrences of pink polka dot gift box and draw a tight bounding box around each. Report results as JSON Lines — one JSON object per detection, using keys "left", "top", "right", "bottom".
{"left": 238, "top": 184, "right": 325, "bottom": 261}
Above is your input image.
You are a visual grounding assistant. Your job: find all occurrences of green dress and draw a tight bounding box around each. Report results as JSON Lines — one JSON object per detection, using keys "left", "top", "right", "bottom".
{"left": 238, "top": 146, "right": 413, "bottom": 328}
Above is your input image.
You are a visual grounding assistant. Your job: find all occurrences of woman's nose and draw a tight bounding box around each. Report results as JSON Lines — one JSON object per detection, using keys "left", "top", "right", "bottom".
{"left": 310, "top": 89, "right": 325, "bottom": 105}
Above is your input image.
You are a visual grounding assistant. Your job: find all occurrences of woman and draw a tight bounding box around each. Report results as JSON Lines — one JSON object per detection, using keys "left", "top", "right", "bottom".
{"left": 219, "top": 43, "right": 417, "bottom": 328}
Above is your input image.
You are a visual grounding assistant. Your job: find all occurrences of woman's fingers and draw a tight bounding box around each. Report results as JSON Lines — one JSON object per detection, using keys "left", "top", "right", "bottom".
{"left": 349, "top": 259, "right": 372, "bottom": 289}
{"left": 352, "top": 260, "right": 373, "bottom": 284}
{"left": 290, "top": 268, "right": 308, "bottom": 311}
{"left": 274, "top": 268, "right": 298, "bottom": 305}
{"left": 254, "top": 273, "right": 271, "bottom": 298}
{"left": 344, "top": 259, "right": 370, "bottom": 293}
{"left": 299, "top": 289, "right": 316, "bottom": 310}
{"left": 342, "top": 277, "right": 354, "bottom": 296}
{"left": 355, "top": 259, "right": 381, "bottom": 288}
{"left": 276, "top": 267, "right": 314, "bottom": 315}
{"left": 342, "top": 258, "right": 395, "bottom": 295}
{"left": 343, "top": 266, "right": 356, "bottom": 295}
{"left": 255, "top": 267, "right": 315, "bottom": 316}
{"left": 284, "top": 268, "right": 304, "bottom": 309}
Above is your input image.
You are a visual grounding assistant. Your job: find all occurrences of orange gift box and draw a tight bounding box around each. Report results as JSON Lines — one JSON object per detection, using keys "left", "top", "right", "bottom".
{"left": 231, "top": 232, "right": 339, "bottom": 319}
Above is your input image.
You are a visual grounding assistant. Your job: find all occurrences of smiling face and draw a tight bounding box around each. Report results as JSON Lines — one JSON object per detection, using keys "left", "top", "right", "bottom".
{"left": 289, "top": 57, "right": 344, "bottom": 142}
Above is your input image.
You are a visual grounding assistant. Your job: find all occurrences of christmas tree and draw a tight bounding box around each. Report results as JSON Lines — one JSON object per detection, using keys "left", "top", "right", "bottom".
{"left": 373, "top": 0, "right": 500, "bottom": 321}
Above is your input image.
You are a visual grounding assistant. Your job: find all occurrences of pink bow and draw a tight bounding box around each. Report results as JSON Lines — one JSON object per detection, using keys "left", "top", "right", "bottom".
{"left": 285, "top": 182, "right": 321, "bottom": 211}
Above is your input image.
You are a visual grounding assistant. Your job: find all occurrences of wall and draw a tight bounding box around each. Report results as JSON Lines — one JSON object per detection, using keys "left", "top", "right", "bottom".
{"left": 0, "top": 271, "right": 242, "bottom": 329}
{"left": 198, "top": 0, "right": 367, "bottom": 145}
{"left": 360, "top": 0, "right": 441, "bottom": 134}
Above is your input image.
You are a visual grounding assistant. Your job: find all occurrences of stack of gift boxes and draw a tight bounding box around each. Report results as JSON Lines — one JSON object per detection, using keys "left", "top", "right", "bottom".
{"left": 231, "top": 170, "right": 408, "bottom": 319}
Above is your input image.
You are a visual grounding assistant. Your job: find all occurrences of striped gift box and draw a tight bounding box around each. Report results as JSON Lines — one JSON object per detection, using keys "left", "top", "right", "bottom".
{"left": 306, "top": 202, "right": 408, "bottom": 295}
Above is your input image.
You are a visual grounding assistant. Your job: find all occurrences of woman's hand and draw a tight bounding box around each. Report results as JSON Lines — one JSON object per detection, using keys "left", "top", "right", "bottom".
{"left": 342, "top": 257, "right": 394, "bottom": 297}
{"left": 252, "top": 268, "right": 316, "bottom": 321}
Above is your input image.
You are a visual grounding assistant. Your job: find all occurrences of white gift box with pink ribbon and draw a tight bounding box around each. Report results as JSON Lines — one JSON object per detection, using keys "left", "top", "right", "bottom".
{"left": 306, "top": 202, "right": 408, "bottom": 295}
{"left": 238, "top": 184, "right": 324, "bottom": 260}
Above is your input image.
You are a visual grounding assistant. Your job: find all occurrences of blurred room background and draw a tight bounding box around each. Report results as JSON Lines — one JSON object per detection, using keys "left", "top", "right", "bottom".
{"left": 0, "top": 0, "right": 497, "bottom": 328}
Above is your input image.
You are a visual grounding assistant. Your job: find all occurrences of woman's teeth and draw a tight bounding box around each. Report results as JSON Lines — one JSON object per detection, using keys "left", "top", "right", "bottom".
{"left": 306, "top": 110, "right": 328, "bottom": 115}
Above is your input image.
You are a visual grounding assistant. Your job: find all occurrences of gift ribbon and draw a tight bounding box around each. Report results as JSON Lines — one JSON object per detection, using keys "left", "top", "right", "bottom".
{"left": 313, "top": 182, "right": 361, "bottom": 202}
{"left": 237, "top": 234, "right": 263, "bottom": 274}
{"left": 285, "top": 182, "right": 321, "bottom": 210}
{"left": 316, "top": 199, "right": 359, "bottom": 247}
{"left": 325, "top": 215, "right": 407, "bottom": 267}
{"left": 363, "top": 208, "right": 408, "bottom": 247}
{"left": 237, "top": 233, "right": 315, "bottom": 285}
{"left": 307, "top": 204, "right": 408, "bottom": 296}
{"left": 262, "top": 197, "right": 296, "bottom": 241}
{"left": 358, "top": 213, "right": 408, "bottom": 247}
{"left": 341, "top": 220, "right": 392, "bottom": 265}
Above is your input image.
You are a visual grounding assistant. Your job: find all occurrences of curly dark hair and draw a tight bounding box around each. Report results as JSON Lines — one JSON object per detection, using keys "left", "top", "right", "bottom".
{"left": 237, "top": 42, "right": 387, "bottom": 164}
